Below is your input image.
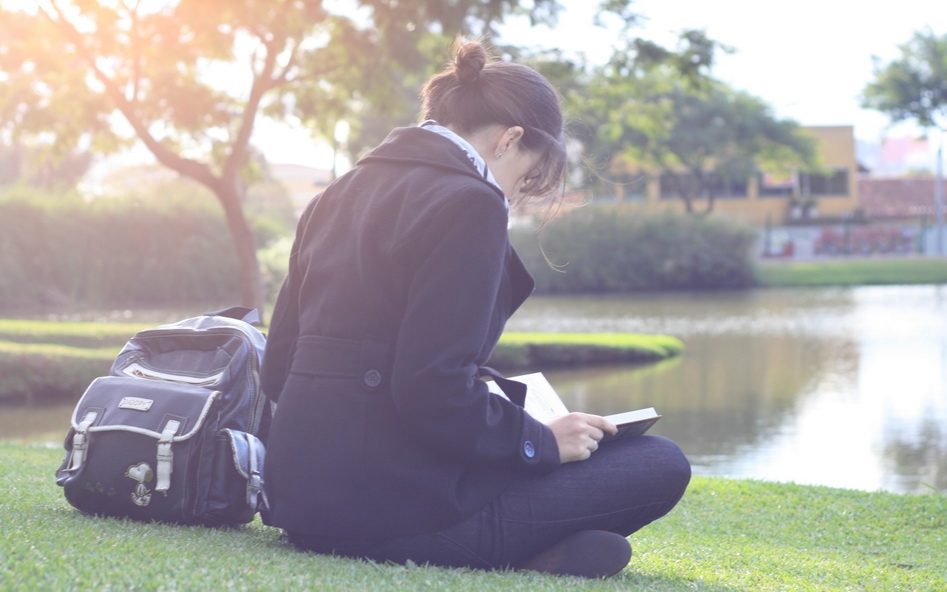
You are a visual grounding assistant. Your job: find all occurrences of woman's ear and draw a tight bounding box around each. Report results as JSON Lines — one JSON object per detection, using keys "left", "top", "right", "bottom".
{"left": 494, "top": 126, "right": 525, "bottom": 158}
{"left": 504, "top": 126, "right": 525, "bottom": 145}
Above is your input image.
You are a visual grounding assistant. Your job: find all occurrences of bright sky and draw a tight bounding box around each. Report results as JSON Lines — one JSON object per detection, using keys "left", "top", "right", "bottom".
{"left": 267, "top": 0, "right": 947, "bottom": 167}
{"left": 508, "top": 0, "right": 947, "bottom": 143}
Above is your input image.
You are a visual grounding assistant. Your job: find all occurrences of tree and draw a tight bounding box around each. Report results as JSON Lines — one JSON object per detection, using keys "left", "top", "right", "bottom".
{"left": 557, "top": 35, "right": 815, "bottom": 214}
{"left": 532, "top": 29, "right": 729, "bottom": 198}
{"left": 863, "top": 28, "right": 947, "bottom": 254}
{"left": 624, "top": 78, "right": 816, "bottom": 215}
{"left": 0, "top": 0, "right": 562, "bottom": 317}
{"left": 862, "top": 28, "right": 947, "bottom": 131}
{"left": 0, "top": 143, "right": 92, "bottom": 190}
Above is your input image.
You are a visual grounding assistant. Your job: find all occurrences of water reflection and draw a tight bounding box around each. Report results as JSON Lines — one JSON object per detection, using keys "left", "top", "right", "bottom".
{"left": 5, "top": 286, "right": 945, "bottom": 494}
{"left": 0, "top": 401, "right": 74, "bottom": 445}
{"left": 506, "top": 285, "right": 947, "bottom": 494}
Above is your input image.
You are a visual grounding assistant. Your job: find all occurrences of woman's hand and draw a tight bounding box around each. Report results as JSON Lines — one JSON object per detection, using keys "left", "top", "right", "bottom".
{"left": 547, "top": 413, "right": 618, "bottom": 463}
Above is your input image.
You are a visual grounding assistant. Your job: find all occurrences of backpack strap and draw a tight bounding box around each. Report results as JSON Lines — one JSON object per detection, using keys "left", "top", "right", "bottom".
{"left": 155, "top": 420, "right": 181, "bottom": 492}
{"left": 246, "top": 434, "right": 268, "bottom": 511}
{"left": 66, "top": 411, "right": 99, "bottom": 472}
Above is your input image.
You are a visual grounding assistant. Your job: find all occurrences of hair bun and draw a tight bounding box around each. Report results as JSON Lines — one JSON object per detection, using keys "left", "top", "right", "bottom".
{"left": 454, "top": 41, "right": 488, "bottom": 85}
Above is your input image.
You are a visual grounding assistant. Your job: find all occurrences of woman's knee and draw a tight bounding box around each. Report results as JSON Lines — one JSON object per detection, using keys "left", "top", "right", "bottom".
{"left": 609, "top": 435, "right": 691, "bottom": 496}
{"left": 644, "top": 435, "right": 691, "bottom": 490}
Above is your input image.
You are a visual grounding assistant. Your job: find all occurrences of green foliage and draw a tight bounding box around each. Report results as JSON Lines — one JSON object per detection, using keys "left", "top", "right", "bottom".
{"left": 511, "top": 207, "right": 758, "bottom": 293}
{"left": 0, "top": 144, "right": 93, "bottom": 190}
{"left": 533, "top": 34, "right": 815, "bottom": 205}
{"left": 0, "top": 188, "right": 248, "bottom": 310}
{"left": 257, "top": 236, "right": 293, "bottom": 305}
{"left": 4, "top": 444, "right": 945, "bottom": 591}
{"left": 608, "top": 79, "right": 814, "bottom": 213}
{"left": 862, "top": 28, "right": 947, "bottom": 130}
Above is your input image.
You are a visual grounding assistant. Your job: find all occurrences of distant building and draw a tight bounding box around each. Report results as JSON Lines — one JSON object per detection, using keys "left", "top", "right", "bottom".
{"left": 267, "top": 163, "right": 332, "bottom": 215}
{"left": 603, "top": 126, "right": 862, "bottom": 227}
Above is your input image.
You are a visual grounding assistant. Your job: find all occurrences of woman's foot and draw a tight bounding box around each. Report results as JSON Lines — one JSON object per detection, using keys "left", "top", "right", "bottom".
{"left": 515, "top": 530, "right": 632, "bottom": 578}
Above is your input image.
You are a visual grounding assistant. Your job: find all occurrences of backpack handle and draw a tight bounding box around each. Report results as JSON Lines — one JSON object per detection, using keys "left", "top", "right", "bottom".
{"left": 204, "top": 306, "right": 260, "bottom": 326}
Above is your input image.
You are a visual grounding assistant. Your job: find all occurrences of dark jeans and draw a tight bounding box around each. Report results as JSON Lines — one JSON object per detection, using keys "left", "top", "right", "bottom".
{"left": 288, "top": 435, "right": 691, "bottom": 570}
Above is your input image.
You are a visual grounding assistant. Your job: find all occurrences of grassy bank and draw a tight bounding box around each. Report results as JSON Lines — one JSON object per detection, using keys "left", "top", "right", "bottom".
{"left": 0, "top": 319, "right": 683, "bottom": 404}
{"left": 4, "top": 444, "right": 944, "bottom": 591}
{"left": 755, "top": 257, "right": 947, "bottom": 287}
{"left": 490, "top": 332, "right": 683, "bottom": 370}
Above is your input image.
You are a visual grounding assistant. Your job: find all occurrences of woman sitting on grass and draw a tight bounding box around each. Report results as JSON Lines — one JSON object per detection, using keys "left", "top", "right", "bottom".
{"left": 260, "top": 38, "right": 691, "bottom": 579}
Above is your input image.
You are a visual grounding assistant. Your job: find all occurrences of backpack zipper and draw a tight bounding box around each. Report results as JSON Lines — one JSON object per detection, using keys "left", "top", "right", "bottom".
{"left": 122, "top": 362, "right": 224, "bottom": 386}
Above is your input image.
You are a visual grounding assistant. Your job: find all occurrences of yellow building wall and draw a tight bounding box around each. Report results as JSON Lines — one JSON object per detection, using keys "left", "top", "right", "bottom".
{"left": 615, "top": 126, "right": 860, "bottom": 227}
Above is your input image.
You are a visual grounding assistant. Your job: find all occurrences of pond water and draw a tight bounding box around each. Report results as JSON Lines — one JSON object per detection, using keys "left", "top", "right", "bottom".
{"left": 4, "top": 285, "right": 945, "bottom": 494}
{"left": 505, "top": 285, "right": 947, "bottom": 494}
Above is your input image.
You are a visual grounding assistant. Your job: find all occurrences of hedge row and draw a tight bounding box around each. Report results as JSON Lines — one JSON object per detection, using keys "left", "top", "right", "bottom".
{"left": 510, "top": 205, "right": 758, "bottom": 293}
{"left": 2, "top": 187, "right": 758, "bottom": 316}
{"left": 0, "top": 182, "right": 294, "bottom": 313}
{"left": 0, "top": 198, "right": 240, "bottom": 310}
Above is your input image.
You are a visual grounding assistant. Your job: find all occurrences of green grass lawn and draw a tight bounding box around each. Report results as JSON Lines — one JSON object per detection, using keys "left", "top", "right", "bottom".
{"left": 755, "top": 257, "right": 947, "bottom": 287}
{"left": 4, "top": 444, "right": 944, "bottom": 591}
{"left": 0, "top": 319, "right": 150, "bottom": 347}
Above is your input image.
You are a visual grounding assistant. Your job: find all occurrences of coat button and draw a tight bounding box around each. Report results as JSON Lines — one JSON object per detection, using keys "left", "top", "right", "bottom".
{"left": 363, "top": 369, "right": 382, "bottom": 388}
{"left": 523, "top": 441, "right": 536, "bottom": 458}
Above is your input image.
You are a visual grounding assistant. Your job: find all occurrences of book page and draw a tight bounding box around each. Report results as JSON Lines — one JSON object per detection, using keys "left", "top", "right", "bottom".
{"left": 603, "top": 407, "right": 661, "bottom": 441}
{"left": 486, "top": 372, "right": 569, "bottom": 423}
{"left": 486, "top": 372, "right": 660, "bottom": 439}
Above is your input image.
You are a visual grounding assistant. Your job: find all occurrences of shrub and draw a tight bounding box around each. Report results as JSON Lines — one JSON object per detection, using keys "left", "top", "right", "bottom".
{"left": 510, "top": 206, "right": 758, "bottom": 293}
{"left": 0, "top": 184, "right": 293, "bottom": 312}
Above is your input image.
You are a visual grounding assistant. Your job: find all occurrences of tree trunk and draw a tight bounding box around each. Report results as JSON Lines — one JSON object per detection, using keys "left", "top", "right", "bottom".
{"left": 214, "top": 181, "right": 266, "bottom": 322}
{"left": 699, "top": 191, "right": 716, "bottom": 216}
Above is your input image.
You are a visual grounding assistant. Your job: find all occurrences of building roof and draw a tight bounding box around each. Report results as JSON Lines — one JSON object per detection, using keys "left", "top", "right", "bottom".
{"left": 858, "top": 177, "right": 947, "bottom": 219}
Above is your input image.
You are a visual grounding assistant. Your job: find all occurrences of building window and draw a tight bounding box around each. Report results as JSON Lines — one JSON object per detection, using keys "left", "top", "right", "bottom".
{"left": 800, "top": 168, "right": 849, "bottom": 196}
{"left": 659, "top": 172, "right": 697, "bottom": 200}
{"left": 659, "top": 172, "right": 748, "bottom": 200}
{"left": 758, "top": 171, "right": 795, "bottom": 197}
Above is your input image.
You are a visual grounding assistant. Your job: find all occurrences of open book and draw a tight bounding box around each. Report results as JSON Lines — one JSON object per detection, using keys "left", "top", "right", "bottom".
{"left": 486, "top": 372, "right": 661, "bottom": 441}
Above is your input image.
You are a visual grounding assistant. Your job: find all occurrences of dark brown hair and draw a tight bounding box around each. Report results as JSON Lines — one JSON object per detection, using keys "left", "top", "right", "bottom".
{"left": 420, "top": 39, "right": 567, "bottom": 202}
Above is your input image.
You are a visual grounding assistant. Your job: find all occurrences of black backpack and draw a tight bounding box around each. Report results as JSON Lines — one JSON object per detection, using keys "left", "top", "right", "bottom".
{"left": 55, "top": 307, "right": 271, "bottom": 526}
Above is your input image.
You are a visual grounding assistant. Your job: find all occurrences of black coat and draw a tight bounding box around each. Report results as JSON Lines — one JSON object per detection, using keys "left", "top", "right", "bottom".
{"left": 261, "top": 127, "right": 560, "bottom": 539}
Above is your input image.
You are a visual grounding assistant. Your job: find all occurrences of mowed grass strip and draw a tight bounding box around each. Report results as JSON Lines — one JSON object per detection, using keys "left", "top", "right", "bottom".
{"left": 492, "top": 332, "right": 683, "bottom": 370}
{"left": 0, "top": 319, "right": 147, "bottom": 347}
{"left": 755, "top": 257, "right": 947, "bottom": 287}
{"left": 0, "top": 319, "right": 684, "bottom": 403}
{"left": 499, "top": 332, "right": 683, "bottom": 356}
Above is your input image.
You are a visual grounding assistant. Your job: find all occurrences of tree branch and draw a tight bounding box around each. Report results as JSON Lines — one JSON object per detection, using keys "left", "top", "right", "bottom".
{"left": 223, "top": 32, "right": 283, "bottom": 183}
{"left": 39, "top": 0, "right": 221, "bottom": 191}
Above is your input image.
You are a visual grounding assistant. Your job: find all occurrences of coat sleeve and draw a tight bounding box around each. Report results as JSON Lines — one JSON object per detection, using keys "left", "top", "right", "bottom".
{"left": 388, "top": 188, "right": 560, "bottom": 474}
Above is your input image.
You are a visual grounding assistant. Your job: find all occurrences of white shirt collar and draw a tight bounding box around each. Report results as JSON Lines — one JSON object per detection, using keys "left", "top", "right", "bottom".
{"left": 419, "top": 120, "right": 508, "bottom": 211}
